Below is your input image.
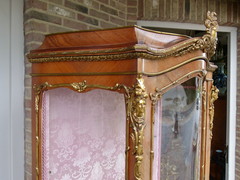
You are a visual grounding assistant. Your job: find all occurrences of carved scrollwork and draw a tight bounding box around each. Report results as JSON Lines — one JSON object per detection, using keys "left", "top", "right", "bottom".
{"left": 198, "top": 11, "right": 218, "bottom": 59}
{"left": 129, "top": 76, "right": 148, "bottom": 180}
{"left": 209, "top": 85, "right": 219, "bottom": 139}
{"left": 174, "top": 11, "right": 218, "bottom": 59}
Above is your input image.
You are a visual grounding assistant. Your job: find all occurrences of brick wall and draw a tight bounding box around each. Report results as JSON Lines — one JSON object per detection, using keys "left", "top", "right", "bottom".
{"left": 24, "top": 0, "right": 240, "bottom": 179}
{"left": 139, "top": 0, "right": 240, "bottom": 26}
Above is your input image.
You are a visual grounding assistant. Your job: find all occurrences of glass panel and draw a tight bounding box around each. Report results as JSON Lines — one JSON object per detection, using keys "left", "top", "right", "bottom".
{"left": 41, "top": 88, "right": 126, "bottom": 180}
{"left": 153, "top": 78, "right": 202, "bottom": 180}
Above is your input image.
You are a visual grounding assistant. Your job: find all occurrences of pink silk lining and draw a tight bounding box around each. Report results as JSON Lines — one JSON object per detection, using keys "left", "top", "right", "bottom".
{"left": 41, "top": 88, "right": 126, "bottom": 180}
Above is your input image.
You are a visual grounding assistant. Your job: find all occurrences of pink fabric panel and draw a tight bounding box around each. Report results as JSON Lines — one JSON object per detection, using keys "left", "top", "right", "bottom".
{"left": 41, "top": 88, "right": 126, "bottom": 180}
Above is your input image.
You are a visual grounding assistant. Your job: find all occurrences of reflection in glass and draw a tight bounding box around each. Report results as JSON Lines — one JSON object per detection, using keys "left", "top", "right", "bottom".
{"left": 154, "top": 78, "right": 202, "bottom": 180}
{"left": 41, "top": 88, "right": 126, "bottom": 180}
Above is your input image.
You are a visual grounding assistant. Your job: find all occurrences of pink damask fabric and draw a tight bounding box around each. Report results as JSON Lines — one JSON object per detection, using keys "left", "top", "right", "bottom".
{"left": 42, "top": 88, "right": 126, "bottom": 180}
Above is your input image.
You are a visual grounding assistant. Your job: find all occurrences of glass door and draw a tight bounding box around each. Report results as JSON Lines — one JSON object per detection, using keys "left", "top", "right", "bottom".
{"left": 153, "top": 78, "right": 202, "bottom": 180}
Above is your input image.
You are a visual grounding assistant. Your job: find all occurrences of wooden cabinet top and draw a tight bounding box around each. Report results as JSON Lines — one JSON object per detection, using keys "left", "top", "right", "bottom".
{"left": 29, "top": 26, "right": 190, "bottom": 54}
{"left": 27, "top": 18, "right": 217, "bottom": 63}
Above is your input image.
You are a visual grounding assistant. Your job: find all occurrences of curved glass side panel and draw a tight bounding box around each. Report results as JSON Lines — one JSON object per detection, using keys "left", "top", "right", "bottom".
{"left": 153, "top": 78, "right": 202, "bottom": 180}
{"left": 41, "top": 88, "right": 126, "bottom": 180}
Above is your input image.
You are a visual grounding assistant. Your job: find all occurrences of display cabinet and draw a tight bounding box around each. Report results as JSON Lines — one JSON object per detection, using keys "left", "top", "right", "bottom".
{"left": 29, "top": 12, "right": 219, "bottom": 180}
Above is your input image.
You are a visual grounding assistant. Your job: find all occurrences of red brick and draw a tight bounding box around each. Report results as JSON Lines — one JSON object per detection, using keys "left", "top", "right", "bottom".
{"left": 208, "top": 0, "right": 215, "bottom": 12}
{"left": 233, "top": 2, "right": 238, "bottom": 23}
{"left": 48, "top": 24, "right": 73, "bottom": 33}
{"left": 63, "top": 19, "right": 88, "bottom": 30}
{"left": 127, "top": 14, "right": 137, "bottom": 21}
{"left": 25, "top": 0, "right": 47, "bottom": 11}
{"left": 25, "top": 144, "right": 32, "bottom": 164}
{"left": 92, "top": 1, "right": 100, "bottom": 9}
{"left": 184, "top": 0, "right": 190, "bottom": 21}
{"left": 89, "top": 9, "right": 109, "bottom": 21}
{"left": 25, "top": 43, "right": 41, "bottom": 54}
{"left": 178, "top": 0, "right": 184, "bottom": 20}
{"left": 49, "top": 0, "right": 63, "bottom": 5}
{"left": 88, "top": 25, "right": 100, "bottom": 30}
{"left": 24, "top": 78, "right": 31, "bottom": 89}
{"left": 100, "top": 4, "right": 118, "bottom": 16}
{"left": 77, "top": 13, "right": 99, "bottom": 26}
{"left": 118, "top": 4, "right": 127, "bottom": 12}
{"left": 24, "top": 20, "right": 48, "bottom": 34}
{"left": 25, "top": 87, "right": 32, "bottom": 99}
{"left": 24, "top": 99, "right": 32, "bottom": 109}
{"left": 119, "top": 11, "right": 126, "bottom": 19}
{"left": 25, "top": 171, "right": 32, "bottom": 180}
{"left": 100, "top": 21, "right": 116, "bottom": 28}
{"left": 127, "top": 0, "right": 137, "bottom": 6}
{"left": 110, "top": 0, "right": 116, "bottom": 7}
{"left": 25, "top": 118, "right": 32, "bottom": 132}
{"left": 172, "top": 0, "right": 178, "bottom": 20}
{"left": 98, "top": 0, "right": 109, "bottom": 4}
{"left": 138, "top": 0, "right": 143, "bottom": 19}
{"left": 65, "top": 0, "right": 88, "bottom": 14}
{"left": 25, "top": 162, "right": 32, "bottom": 175}
{"left": 227, "top": 2, "right": 233, "bottom": 23}
{"left": 25, "top": 10, "right": 62, "bottom": 25}
{"left": 25, "top": 130, "right": 32, "bottom": 142}
{"left": 110, "top": 16, "right": 125, "bottom": 26}
{"left": 119, "top": 0, "right": 126, "bottom": 4}
{"left": 128, "top": 7, "right": 137, "bottom": 14}
{"left": 48, "top": 4, "right": 76, "bottom": 18}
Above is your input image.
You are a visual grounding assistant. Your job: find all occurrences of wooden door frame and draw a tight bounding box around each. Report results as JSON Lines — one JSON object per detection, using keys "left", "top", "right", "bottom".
{"left": 137, "top": 20, "right": 237, "bottom": 180}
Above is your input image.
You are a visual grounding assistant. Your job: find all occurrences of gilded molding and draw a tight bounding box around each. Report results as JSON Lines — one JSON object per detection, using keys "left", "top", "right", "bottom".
{"left": 209, "top": 85, "right": 219, "bottom": 139}
{"left": 154, "top": 70, "right": 206, "bottom": 96}
{"left": 200, "top": 85, "right": 207, "bottom": 179}
{"left": 149, "top": 94, "right": 160, "bottom": 180}
{"left": 33, "top": 83, "right": 49, "bottom": 179}
{"left": 30, "top": 56, "right": 208, "bottom": 78}
{"left": 28, "top": 41, "right": 205, "bottom": 63}
{"left": 34, "top": 81, "right": 130, "bottom": 93}
{"left": 30, "top": 71, "right": 138, "bottom": 77}
{"left": 129, "top": 76, "right": 148, "bottom": 180}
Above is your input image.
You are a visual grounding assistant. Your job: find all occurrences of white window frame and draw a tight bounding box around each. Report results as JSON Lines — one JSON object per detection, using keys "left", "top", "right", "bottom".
{"left": 137, "top": 20, "right": 237, "bottom": 180}
{"left": 0, "top": 0, "right": 24, "bottom": 179}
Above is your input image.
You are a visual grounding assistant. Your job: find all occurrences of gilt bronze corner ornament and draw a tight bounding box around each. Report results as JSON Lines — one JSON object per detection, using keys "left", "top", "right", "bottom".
{"left": 174, "top": 11, "right": 218, "bottom": 59}
{"left": 201, "top": 11, "right": 218, "bottom": 60}
{"left": 209, "top": 85, "right": 219, "bottom": 139}
{"left": 191, "top": 11, "right": 218, "bottom": 60}
{"left": 129, "top": 76, "right": 148, "bottom": 180}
